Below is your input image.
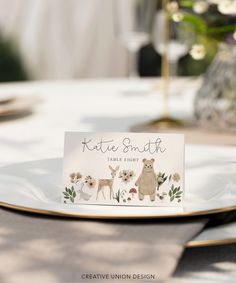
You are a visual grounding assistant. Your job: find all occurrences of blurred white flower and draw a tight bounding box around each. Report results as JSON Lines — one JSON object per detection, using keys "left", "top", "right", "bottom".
{"left": 233, "top": 31, "right": 236, "bottom": 40}
{"left": 193, "top": 1, "right": 209, "bottom": 13}
{"left": 172, "top": 12, "right": 184, "bottom": 22}
{"left": 207, "top": 0, "right": 221, "bottom": 4}
{"left": 167, "top": 1, "right": 179, "bottom": 13}
{"left": 218, "top": 0, "right": 236, "bottom": 15}
{"left": 232, "top": 1, "right": 236, "bottom": 11}
{"left": 190, "top": 44, "right": 206, "bottom": 60}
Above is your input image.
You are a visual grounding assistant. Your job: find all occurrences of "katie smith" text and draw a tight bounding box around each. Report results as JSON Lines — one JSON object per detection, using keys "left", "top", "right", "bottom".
{"left": 81, "top": 137, "right": 166, "bottom": 155}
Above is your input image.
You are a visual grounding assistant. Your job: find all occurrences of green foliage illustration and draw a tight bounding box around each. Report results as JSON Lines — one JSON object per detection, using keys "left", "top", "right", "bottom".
{"left": 63, "top": 186, "right": 76, "bottom": 203}
{"left": 114, "top": 189, "right": 126, "bottom": 203}
{"left": 157, "top": 172, "right": 168, "bottom": 188}
{"left": 169, "top": 185, "right": 183, "bottom": 202}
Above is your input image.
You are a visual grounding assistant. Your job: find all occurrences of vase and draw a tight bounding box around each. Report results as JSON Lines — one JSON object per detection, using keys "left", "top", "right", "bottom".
{"left": 194, "top": 43, "right": 236, "bottom": 131}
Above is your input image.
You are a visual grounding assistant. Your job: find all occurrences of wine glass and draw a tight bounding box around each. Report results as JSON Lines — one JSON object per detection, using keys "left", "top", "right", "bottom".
{"left": 113, "top": 0, "right": 157, "bottom": 77}
{"left": 153, "top": 10, "right": 193, "bottom": 76}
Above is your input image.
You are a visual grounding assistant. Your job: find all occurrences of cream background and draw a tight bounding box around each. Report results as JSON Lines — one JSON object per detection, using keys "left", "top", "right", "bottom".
{"left": 63, "top": 132, "right": 184, "bottom": 206}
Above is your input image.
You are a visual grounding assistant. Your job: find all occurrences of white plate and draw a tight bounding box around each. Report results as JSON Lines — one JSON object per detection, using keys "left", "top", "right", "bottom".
{"left": 0, "top": 145, "right": 236, "bottom": 219}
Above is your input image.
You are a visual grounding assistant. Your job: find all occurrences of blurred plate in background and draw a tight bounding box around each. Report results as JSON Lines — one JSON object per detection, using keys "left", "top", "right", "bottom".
{"left": 0, "top": 95, "right": 40, "bottom": 118}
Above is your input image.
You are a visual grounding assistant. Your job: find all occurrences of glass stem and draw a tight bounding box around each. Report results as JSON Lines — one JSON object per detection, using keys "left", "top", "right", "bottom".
{"left": 128, "top": 48, "right": 139, "bottom": 78}
{"left": 161, "top": 0, "right": 170, "bottom": 118}
{"left": 170, "top": 59, "right": 178, "bottom": 77}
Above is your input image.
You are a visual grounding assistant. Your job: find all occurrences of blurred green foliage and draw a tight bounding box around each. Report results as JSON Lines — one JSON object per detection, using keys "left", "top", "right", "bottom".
{"left": 178, "top": 54, "right": 210, "bottom": 76}
{"left": 178, "top": 35, "right": 217, "bottom": 76}
{"left": 0, "top": 36, "right": 28, "bottom": 82}
{"left": 179, "top": 1, "right": 236, "bottom": 42}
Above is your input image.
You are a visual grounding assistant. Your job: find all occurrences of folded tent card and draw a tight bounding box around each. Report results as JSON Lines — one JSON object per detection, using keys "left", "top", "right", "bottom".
{"left": 63, "top": 132, "right": 185, "bottom": 206}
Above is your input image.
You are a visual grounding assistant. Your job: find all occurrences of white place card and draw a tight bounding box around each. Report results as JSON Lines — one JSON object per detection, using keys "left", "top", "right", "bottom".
{"left": 63, "top": 132, "right": 184, "bottom": 206}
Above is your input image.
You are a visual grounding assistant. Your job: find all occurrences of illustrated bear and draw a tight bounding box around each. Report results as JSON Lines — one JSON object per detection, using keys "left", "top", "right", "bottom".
{"left": 135, "top": 158, "right": 157, "bottom": 201}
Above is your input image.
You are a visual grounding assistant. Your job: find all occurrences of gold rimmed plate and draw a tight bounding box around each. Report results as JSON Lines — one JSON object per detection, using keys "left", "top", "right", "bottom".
{"left": 0, "top": 145, "right": 236, "bottom": 219}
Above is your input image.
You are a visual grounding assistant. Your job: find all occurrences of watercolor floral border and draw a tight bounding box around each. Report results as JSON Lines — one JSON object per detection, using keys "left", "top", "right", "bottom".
{"left": 63, "top": 167, "right": 183, "bottom": 204}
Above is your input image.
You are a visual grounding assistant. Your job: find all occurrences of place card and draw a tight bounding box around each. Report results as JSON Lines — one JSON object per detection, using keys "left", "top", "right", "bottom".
{"left": 63, "top": 132, "right": 184, "bottom": 206}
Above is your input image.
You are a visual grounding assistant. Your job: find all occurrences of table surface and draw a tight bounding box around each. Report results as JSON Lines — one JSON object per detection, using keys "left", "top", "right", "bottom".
{"left": 0, "top": 78, "right": 235, "bottom": 283}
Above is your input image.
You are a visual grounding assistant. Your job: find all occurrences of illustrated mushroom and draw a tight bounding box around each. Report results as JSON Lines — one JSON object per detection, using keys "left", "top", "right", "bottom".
{"left": 127, "top": 197, "right": 131, "bottom": 203}
{"left": 129, "top": 188, "right": 137, "bottom": 198}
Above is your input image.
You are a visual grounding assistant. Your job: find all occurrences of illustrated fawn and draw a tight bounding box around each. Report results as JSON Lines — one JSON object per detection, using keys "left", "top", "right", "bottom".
{"left": 96, "top": 166, "right": 119, "bottom": 200}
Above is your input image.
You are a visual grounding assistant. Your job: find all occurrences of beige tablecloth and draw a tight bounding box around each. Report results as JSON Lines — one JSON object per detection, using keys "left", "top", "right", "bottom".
{"left": 0, "top": 208, "right": 207, "bottom": 283}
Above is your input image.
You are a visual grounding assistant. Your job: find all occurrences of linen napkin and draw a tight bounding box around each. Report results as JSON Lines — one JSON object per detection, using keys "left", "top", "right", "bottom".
{"left": 0, "top": 208, "right": 207, "bottom": 283}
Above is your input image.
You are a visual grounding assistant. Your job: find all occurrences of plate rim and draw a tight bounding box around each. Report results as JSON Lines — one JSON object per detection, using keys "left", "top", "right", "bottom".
{"left": 186, "top": 237, "right": 236, "bottom": 248}
{"left": 0, "top": 200, "right": 236, "bottom": 219}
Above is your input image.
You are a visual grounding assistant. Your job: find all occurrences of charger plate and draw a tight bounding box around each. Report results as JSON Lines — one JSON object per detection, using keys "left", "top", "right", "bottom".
{"left": 0, "top": 144, "right": 236, "bottom": 219}
{"left": 187, "top": 221, "right": 236, "bottom": 247}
